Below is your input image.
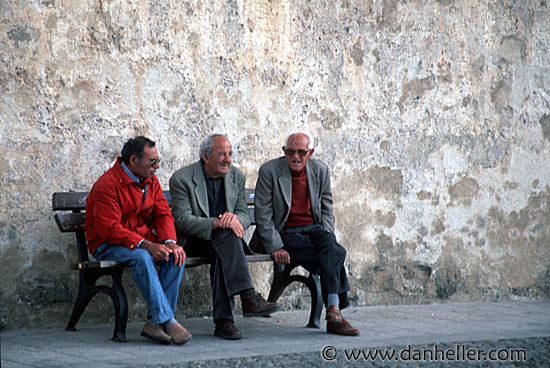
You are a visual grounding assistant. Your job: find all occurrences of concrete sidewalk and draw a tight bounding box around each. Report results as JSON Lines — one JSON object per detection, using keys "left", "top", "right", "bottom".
{"left": 2, "top": 300, "right": 549, "bottom": 367}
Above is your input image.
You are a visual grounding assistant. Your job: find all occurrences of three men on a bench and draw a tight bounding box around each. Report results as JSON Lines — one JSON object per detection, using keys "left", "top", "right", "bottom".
{"left": 86, "top": 132, "right": 357, "bottom": 343}
{"left": 85, "top": 136, "right": 192, "bottom": 345}
{"left": 169, "top": 134, "right": 281, "bottom": 340}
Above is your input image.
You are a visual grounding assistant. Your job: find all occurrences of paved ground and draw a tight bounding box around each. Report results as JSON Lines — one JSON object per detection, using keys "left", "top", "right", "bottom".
{"left": 2, "top": 300, "right": 549, "bottom": 367}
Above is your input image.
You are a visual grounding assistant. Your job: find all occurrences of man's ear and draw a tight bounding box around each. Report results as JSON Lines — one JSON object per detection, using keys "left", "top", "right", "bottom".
{"left": 281, "top": 146, "right": 286, "bottom": 154}
{"left": 128, "top": 154, "right": 138, "bottom": 167}
{"left": 309, "top": 148, "right": 315, "bottom": 156}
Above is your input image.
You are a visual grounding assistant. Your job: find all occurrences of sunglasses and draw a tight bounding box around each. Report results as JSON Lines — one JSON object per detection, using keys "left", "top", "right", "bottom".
{"left": 148, "top": 158, "right": 161, "bottom": 166}
{"left": 284, "top": 148, "right": 311, "bottom": 157}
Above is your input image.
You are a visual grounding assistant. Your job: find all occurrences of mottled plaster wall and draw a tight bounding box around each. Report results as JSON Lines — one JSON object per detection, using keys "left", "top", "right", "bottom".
{"left": 1, "top": 0, "right": 549, "bottom": 330}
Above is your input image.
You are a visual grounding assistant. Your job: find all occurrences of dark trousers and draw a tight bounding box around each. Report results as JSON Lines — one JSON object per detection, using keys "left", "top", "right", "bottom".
{"left": 280, "top": 224, "right": 350, "bottom": 310}
{"left": 185, "top": 229, "right": 255, "bottom": 323}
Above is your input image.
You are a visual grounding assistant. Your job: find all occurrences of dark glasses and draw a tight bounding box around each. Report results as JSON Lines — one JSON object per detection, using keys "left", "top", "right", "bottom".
{"left": 284, "top": 149, "right": 310, "bottom": 157}
{"left": 148, "top": 158, "right": 161, "bottom": 166}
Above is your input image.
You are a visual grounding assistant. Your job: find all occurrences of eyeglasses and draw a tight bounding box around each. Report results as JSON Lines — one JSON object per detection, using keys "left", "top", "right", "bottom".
{"left": 148, "top": 158, "right": 161, "bottom": 166}
{"left": 284, "top": 148, "right": 310, "bottom": 157}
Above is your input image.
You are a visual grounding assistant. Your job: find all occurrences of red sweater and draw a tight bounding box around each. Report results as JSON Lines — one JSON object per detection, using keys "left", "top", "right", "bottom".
{"left": 84, "top": 158, "right": 176, "bottom": 256}
{"left": 284, "top": 169, "right": 315, "bottom": 228}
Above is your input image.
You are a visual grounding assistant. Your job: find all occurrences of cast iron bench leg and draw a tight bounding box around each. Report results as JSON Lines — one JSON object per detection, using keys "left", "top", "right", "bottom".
{"left": 305, "top": 274, "right": 322, "bottom": 328}
{"left": 66, "top": 267, "right": 128, "bottom": 342}
{"left": 267, "top": 263, "right": 322, "bottom": 328}
{"left": 110, "top": 269, "right": 128, "bottom": 342}
{"left": 65, "top": 270, "right": 99, "bottom": 332}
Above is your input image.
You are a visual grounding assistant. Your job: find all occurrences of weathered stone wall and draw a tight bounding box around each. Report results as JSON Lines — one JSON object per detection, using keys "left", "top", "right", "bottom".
{"left": 1, "top": 0, "right": 549, "bottom": 330}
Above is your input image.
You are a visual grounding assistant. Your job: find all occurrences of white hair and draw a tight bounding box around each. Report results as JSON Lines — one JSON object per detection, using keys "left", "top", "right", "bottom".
{"left": 199, "top": 133, "right": 228, "bottom": 161}
{"left": 285, "top": 132, "right": 314, "bottom": 149}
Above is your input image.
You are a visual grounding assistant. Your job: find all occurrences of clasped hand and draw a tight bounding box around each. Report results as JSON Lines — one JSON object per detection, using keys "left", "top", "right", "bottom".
{"left": 141, "top": 240, "right": 186, "bottom": 266}
{"left": 213, "top": 212, "right": 244, "bottom": 238}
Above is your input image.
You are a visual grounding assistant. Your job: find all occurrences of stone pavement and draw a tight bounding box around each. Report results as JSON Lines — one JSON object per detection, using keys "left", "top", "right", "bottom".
{"left": 1, "top": 300, "right": 549, "bottom": 367}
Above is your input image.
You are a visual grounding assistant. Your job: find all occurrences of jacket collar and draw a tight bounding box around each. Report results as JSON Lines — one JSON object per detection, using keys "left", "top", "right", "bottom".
{"left": 276, "top": 157, "right": 320, "bottom": 211}
{"left": 114, "top": 158, "right": 153, "bottom": 187}
{"left": 191, "top": 161, "right": 238, "bottom": 216}
{"left": 192, "top": 162, "right": 209, "bottom": 216}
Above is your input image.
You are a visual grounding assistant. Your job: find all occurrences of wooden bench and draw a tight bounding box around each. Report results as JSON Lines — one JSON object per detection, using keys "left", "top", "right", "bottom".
{"left": 52, "top": 189, "right": 322, "bottom": 342}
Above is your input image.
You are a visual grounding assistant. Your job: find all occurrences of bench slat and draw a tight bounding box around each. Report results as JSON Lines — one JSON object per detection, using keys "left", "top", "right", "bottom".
{"left": 55, "top": 213, "right": 86, "bottom": 232}
{"left": 52, "top": 192, "right": 89, "bottom": 211}
{"left": 54, "top": 207, "right": 255, "bottom": 233}
{"left": 72, "top": 254, "right": 272, "bottom": 270}
{"left": 53, "top": 190, "right": 254, "bottom": 211}
{"left": 71, "top": 260, "right": 122, "bottom": 270}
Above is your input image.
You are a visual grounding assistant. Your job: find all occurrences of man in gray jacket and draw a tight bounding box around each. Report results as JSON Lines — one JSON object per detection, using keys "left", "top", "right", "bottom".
{"left": 251, "top": 132, "right": 359, "bottom": 336}
{"left": 170, "top": 134, "right": 280, "bottom": 340}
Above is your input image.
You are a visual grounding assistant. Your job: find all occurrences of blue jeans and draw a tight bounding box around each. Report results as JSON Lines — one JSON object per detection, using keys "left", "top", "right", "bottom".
{"left": 94, "top": 243, "right": 185, "bottom": 325}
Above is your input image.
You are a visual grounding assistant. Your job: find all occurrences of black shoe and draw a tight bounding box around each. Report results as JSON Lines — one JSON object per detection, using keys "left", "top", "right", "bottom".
{"left": 242, "top": 293, "right": 281, "bottom": 317}
{"left": 214, "top": 320, "right": 242, "bottom": 340}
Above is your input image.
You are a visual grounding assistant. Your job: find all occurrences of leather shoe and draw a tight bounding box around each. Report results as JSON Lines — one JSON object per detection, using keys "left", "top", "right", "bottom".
{"left": 326, "top": 305, "right": 342, "bottom": 321}
{"left": 167, "top": 322, "right": 192, "bottom": 345}
{"left": 141, "top": 322, "right": 172, "bottom": 344}
{"left": 241, "top": 293, "right": 281, "bottom": 317}
{"left": 327, "top": 318, "right": 360, "bottom": 336}
{"left": 214, "top": 320, "right": 242, "bottom": 340}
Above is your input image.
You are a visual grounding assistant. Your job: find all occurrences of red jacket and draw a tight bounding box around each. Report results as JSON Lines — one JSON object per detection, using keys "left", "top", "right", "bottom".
{"left": 85, "top": 158, "right": 176, "bottom": 256}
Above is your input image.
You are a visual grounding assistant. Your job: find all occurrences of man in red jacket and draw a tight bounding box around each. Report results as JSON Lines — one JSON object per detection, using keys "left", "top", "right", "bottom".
{"left": 85, "top": 136, "right": 190, "bottom": 345}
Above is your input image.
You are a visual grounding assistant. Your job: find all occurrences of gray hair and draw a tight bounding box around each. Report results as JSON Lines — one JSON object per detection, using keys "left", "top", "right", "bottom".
{"left": 285, "top": 132, "right": 314, "bottom": 150}
{"left": 199, "top": 134, "right": 228, "bottom": 161}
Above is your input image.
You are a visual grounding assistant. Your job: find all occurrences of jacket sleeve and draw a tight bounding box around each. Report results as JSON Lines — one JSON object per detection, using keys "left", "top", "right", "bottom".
{"left": 319, "top": 164, "right": 335, "bottom": 233}
{"left": 88, "top": 183, "right": 143, "bottom": 249}
{"left": 151, "top": 178, "right": 177, "bottom": 242}
{"left": 253, "top": 165, "right": 285, "bottom": 253}
{"left": 169, "top": 171, "right": 216, "bottom": 240}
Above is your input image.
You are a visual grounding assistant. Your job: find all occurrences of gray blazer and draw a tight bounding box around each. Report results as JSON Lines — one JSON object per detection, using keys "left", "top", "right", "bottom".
{"left": 250, "top": 157, "right": 335, "bottom": 254}
{"left": 169, "top": 161, "right": 251, "bottom": 244}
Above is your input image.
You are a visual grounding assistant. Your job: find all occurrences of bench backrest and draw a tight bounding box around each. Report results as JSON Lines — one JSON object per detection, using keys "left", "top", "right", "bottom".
{"left": 52, "top": 189, "right": 256, "bottom": 262}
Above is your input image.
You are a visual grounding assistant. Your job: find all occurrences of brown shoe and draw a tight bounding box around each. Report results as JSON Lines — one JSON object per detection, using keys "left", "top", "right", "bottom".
{"left": 214, "top": 320, "right": 242, "bottom": 340}
{"left": 327, "top": 318, "right": 360, "bottom": 336}
{"left": 242, "top": 293, "right": 281, "bottom": 317}
{"left": 141, "top": 322, "right": 172, "bottom": 344}
{"left": 326, "top": 305, "right": 342, "bottom": 321}
{"left": 167, "top": 322, "right": 192, "bottom": 345}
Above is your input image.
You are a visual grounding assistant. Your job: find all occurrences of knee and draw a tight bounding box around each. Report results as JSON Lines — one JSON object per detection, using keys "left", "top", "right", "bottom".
{"left": 132, "top": 248, "right": 155, "bottom": 267}
{"left": 214, "top": 229, "right": 242, "bottom": 248}
{"left": 327, "top": 236, "right": 346, "bottom": 259}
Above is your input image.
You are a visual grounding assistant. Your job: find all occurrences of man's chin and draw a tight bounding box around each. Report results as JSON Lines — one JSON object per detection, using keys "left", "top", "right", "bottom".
{"left": 289, "top": 164, "right": 304, "bottom": 173}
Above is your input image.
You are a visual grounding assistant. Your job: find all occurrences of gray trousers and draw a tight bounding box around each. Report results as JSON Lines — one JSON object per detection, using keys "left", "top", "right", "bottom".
{"left": 185, "top": 229, "right": 255, "bottom": 322}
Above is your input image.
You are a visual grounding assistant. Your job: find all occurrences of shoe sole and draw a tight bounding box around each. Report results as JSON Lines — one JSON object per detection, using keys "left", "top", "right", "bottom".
{"left": 326, "top": 320, "right": 360, "bottom": 336}
{"left": 243, "top": 305, "right": 282, "bottom": 318}
{"left": 141, "top": 331, "right": 172, "bottom": 344}
{"left": 172, "top": 335, "right": 192, "bottom": 345}
{"left": 214, "top": 330, "right": 242, "bottom": 340}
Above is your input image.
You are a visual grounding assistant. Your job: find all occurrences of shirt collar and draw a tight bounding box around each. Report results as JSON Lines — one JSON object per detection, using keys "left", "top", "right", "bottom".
{"left": 121, "top": 161, "right": 141, "bottom": 184}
